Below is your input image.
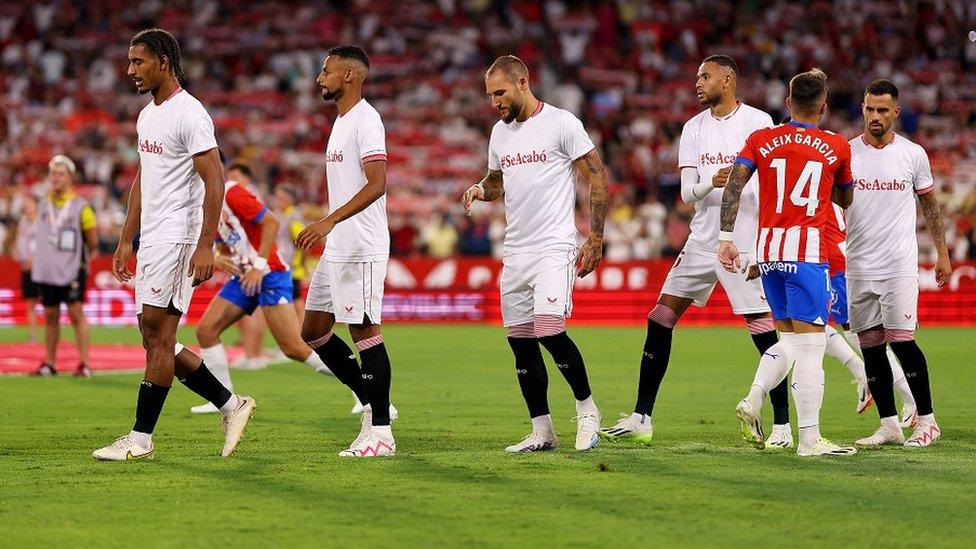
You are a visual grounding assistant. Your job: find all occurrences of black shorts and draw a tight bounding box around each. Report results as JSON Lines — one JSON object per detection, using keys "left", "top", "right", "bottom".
{"left": 292, "top": 277, "right": 302, "bottom": 300}
{"left": 21, "top": 270, "right": 39, "bottom": 300}
{"left": 37, "top": 270, "right": 87, "bottom": 307}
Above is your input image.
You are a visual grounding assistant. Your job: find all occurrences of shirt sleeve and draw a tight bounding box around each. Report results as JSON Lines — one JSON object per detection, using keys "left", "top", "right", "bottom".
{"left": 560, "top": 111, "right": 596, "bottom": 161}
{"left": 181, "top": 105, "right": 218, "bottom": 157}
{"left": 226, "top": 185, "right": 267, "bottom": 224}
{"left": 734, "top": 130, "right": 760, "bottom": 171}
{"left": 79, "top": 205, "right": 97, "bottom": 231}
{"left": 913, "top": 146, "right": 935, "bottom": 195}
{"left": 677, "top": 119, "right": 697, "bottom": 169}
{"left": 487, "top": 125, "right": 500, "bottom": 171}
{"left": 833, "top": 139, "right": 854, "bottom": 188}
{"left": 358, "top": 113, "right": 387, "bottom": 163}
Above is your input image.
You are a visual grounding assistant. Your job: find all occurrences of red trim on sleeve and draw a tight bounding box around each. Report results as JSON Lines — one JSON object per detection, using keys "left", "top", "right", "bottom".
{"left": 915, "top": 186, "right": 935, "bottom": 196}
{"left": 361, "top": 153, "right": 387, "bottom": 164}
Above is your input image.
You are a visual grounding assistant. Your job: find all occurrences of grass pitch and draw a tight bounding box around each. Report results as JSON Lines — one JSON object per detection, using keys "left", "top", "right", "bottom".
{"left": 1, "top": 325, "right": 974, "bottom": 547}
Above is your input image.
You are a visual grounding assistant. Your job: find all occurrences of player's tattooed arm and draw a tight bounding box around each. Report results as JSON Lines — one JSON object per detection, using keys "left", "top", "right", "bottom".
{"left": 919, "top": 191, "right": 952, "bottom": 286}
{"left": 719, "top": 163, "right": 753, "bottom": 232}
{"left": 462, "top": 169, "right": 502, "bottom": 216}
{"left": 573, "top": 148, "right": 608, "bottom": 277}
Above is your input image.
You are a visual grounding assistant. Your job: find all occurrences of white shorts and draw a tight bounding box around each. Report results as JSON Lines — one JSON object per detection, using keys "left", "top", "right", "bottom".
{"left": 135, "top": 243, "right": 195, "bottom": 314}
{"left": 847, "top": 276, "right": 919, "bottom": 333}
{"left": 660, "top": 247, "right": 769, "bottom": 315}
{"left": 501, "top": 250, "right": 576, "bottom": 327}
{"left": 305, "top": 260, "right": 386, "bottom": 325}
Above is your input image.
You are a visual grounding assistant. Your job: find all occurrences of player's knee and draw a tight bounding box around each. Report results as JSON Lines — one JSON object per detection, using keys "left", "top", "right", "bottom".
{"left": 648, "top": 304, "right": 678, "bottom": 329}
{"left": 282, "top": 341, "right": 310, "bottom": 361}
{"left": 857, "top": 328, "right": 886, "bottom": 349}
{"left": 195, "top": 323, "right": 220, "bottom": 347}
{"left": 885, "top": 328, "right": 915, "bottom": 343}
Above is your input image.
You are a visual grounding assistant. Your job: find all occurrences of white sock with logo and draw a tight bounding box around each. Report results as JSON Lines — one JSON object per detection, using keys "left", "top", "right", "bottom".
{"left": 791, "top": 332, "right": 827, "bottom": 446}
{"left": 887, "top": 347, "right": 916, "bottom": 409}
{"left": 531, "top": 414, "right": 555, "bottom": 434}
{"left": 825, "top": 325, "right": 866, "bottom": 384}
{"left": 200, "top": 344, "right": 232, "bottom": 392}
{"left": 746, "top": 334, "right": 796, "bottom": 410}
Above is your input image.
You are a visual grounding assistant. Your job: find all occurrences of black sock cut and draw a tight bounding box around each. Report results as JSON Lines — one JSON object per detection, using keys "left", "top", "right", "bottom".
{"left": 178, "top": 363, "right": 232, "bottom": 409}
{"left": 537, "top": 331, "right": 592, "bottom": 401}
{"left": 862, "top": 344, "right": 897, "bottom": 418}
{"left": 634, "top": 318, "right": 673, "bottom": 416}
{"left": 889, "top": 340, "right": 934, "bottom": 416}
{"left": 359, "top": 342, "right": 392, "bottom": 426}
{"left": 314, "top": 335, "right": 368, "bottom": 404}
{"left": 133, "top": 380, "right": 171, "bottom": 434}
{"left": 752, "top": 330, "right": 789, "bottom": 424}
{"left": 508, "top": 337, "right": 550, "bottom": 418}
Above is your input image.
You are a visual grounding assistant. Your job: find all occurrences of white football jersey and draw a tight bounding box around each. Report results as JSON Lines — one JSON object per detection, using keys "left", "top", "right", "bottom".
{"left": 136, "top": 88, "right": 218, "bottom": 245}
{"left": 847, "top": 133, "right": 934, "bottom": 279}
{"left": 324, "top": 99, "right": 389, "bottom": 262}
{"left": 488, "top": 102, "right": 594, "bottom": 255}
{"left": 677, "top": 103, "right": 773, "bottom": 254}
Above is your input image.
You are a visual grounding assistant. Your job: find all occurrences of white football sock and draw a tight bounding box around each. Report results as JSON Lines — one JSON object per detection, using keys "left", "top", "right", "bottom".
{"left": 887, "top": 347, "right": 916, "bottom": 408}
{"left": 841, "top": 329, "right": 862, "bottom": 357}
{"left": 219, "top": 395, "right": 241, "bottom": 414}
{"left": 917, "top": 413, "right": 936, "bottom": 425}
{"left": 531, "top": 414, "right": 555, "bottom": 434}
{"left": 746, "top": 335, "right": 796, "bottom": 409}
{"left": 200, "top": 344, "right": 232, "bottom": 392}
{"left": 303, "top": 351, "right": 334, "bottom": 375}
{"left": 629, "top": 412, "right": 649, "bottom": 424}
{"left": 791, "top": 332, "right": 826, "bottom": 434}
{"left": 129, "top": 430, "right": 152, "bottom": 448}
{"left": 825, "top": 325, "right": 866, "bottom": 384}
{"left": 881, "top": 416, "right": 900, "bottom": 429}
{"left": 371, "top": 425, "right": 393, "bottom": 438}
{"left": 576, "top": 395, "right": 598, "bottom": 415}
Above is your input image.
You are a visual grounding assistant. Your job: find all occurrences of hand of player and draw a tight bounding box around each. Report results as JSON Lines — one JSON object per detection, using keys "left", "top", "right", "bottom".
{"left": 746, "top": 264, "right": 760, "bottom": 281}
{"left": 934, "top": 254, "right": 952, "bottom": 287}
{"left": 187, "top": 245, "right": 215, "bottom": 287}
{"left": 240, "top": 268, "right": 264, "bottom": 297}
{"left": 112, "top": 241, "right": 134, "bottom": 283}
{"left": 712, "top": 166, "right": 732, "bottom": 189}
{"left": 461, "top": 184, "right": 485, "bottom": 216}
{"left": 215, "top": 255, "right": 241, "bottom": 275}
{"left": 296, "top": 218, "right": 334, "bottom": 252}
{"left": 718, "top": 240, "right": 741, "bottom": 273}
{"left": 576, "top": 235, "right": 603, "bottom": 278}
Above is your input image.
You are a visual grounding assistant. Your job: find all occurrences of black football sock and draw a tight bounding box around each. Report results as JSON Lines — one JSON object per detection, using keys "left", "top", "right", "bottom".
{"left": 537, "top": 331, "right": 592, "bottom": 401}
{"left": 634, "top": 318, "right": 673, "bottom": 416}
{"left": 133, "top": 380, "right": 171, "bottom": 434}
{"left": 751, "top": 330, "right": 788, "bottom": 423}
{"left": 312, "top": 334, "right": 369, "bottom": 405}
{"left": 178, "top": 363, "right": 232, "bottom": 409}
{"left": 359, "top": 341, "right": 392, "bottom": 426}
{"left": 862, "top": 344, "right": 897, "bottom": 418}
{"left": 507, "top": 337, "right": 550, "bottom": 418}
{"left": 889, "top": 340, "right": 933, "bottom": 416}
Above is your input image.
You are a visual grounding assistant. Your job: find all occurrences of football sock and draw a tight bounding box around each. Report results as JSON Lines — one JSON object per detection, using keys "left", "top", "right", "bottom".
{"left": 888, "top": 349, "right": 916, "bottom": 409}
{"left": 889, "top": 339, "right": 934, "bottom": 415}
{"left": 634, "top": 309, "right": 677, "bottom": 416}
{"left": 508, "top": 336, "right": 550, "bottom": 418}
{"left": 861, "top": 344, "right": 897, "bottom": 418}
{"left": 750, "top": 328, "right": 788, "bottom": 423}
{"left": 841, "top": 329, "right": 862, "bottom": 357}
{"left": 747, "top": 334, "right": 795, "bottom": 411}
{"left": 825, "top": 325, "right": 866, "bottom": 384}
{"left": 132, "top": 380, "right": 171, "bottom": 436}
{"left": 372, "top": 425, "right": 393, "bottom": 439}
{"left": 128, "top": 430, "right": 152, "bottom": 448}
{"left": 357, "top": 335, "right": 392, "bottom": 426}
{"left": 791, "top": 332, "right": 826, "bottom": 433}
{"left": 576, "top": 395, "right": 598, "bottom": 416}
{"left": 178, "top": 363, "right": 234, "bottom": 411}
{"left": 537, "top": 331, "right": 592, "bottom": 401}
{"left": 531, "top": 414, "right": 555, "bottom": 434}
{"left": 307, "top": 332, "right": 368, "bottom": 404}
{"left": 200, "top": 344, "right": 232, "bottom": 392}
{"left": 303, "top": 351, "right": 333, "bottom": 376}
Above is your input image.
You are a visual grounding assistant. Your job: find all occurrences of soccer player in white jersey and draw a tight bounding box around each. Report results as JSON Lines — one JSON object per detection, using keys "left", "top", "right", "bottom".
{"left": 846, "top": 80, "right": 951, "bottom": 448}
{"left": 462, "top": 55, "right": 609, "bottom": 452}
{"left": 94, "top": 29, "right": 255, "bottom": 461}
{"left": 599, "top": 55, "right": 782, "bottom": 445}
{"left": 296, "top": 45, "right": 396, "bottom": 458}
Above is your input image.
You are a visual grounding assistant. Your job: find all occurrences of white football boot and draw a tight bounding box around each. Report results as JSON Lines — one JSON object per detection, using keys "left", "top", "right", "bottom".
{"left": 736, "top": 399, "right": 765, "bottom": 449}
{"left": 92, "top": 435, "right": 155, "bottom": 461}
{"left": 220, "top": 396, "right": 257, "bottom": 457}
{"left": 339, "top": 427, "right": 396, "bottom": 458}
{"left": 855, "top": 423, "right": 906, "bottom": 447}
{"left": 855, "top": 380, "right": 873, "bottom": 414}
{"left": 350, "top": 395, "right": 398, "bottom": 421}
{"left": 797, "top": 438, "right": 857, "bottom": 457}
{"left": 190, "top": 402, "right": 220, "bottom": 414}
{"left": 505, "top": 431, "right": 559, "bottom": 453}
{"left": 765, "top": 424, "right": 794, "bottom": 449}
{"left": 904, "top": 420, "right": 940, "bottom": 448}
{"left": 600, "top": 413, "right": 653, "bottom": 446}
{"left": 573, "top": 405, "right": 602, "bottom": 451}
{"left": 900, "top": 404, "right": 918, "bottom": 429}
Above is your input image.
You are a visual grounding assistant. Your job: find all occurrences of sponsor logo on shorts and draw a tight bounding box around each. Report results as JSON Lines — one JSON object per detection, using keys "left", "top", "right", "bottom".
{"left": 904, "top": 313, "right": 912, "bottom": 320}
{"left": 547, "top": 297, "right": 557, "bottom": 304}
{"left": 759, "top": 261, "right": 799, "bottom": 276}
{"left": 150, "top": 287, "right": 162, "bottom": 295}
{"left": 345, "top": 305, "right": 354, "bottom": 313}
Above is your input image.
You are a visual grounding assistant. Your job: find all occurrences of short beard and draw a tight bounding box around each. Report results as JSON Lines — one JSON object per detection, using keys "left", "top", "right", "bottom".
{"left": 502, "top": 98, "right": 523, "bottom": 123}
{"left": 321, "top": 88, "right": 340, "bottom": 102}
{"left": 700, "top": 91, "right": 721, "bottom": 107}
{"left": 868, "top": 124, "right": 887, "bottom": 137}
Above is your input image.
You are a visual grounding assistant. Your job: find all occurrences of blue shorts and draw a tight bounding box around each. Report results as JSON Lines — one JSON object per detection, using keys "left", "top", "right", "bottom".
{"left": 828, "top": 272, "right": 849, "bottom": 325}
{"left": 759, "top": 261, "right": 830, "bottom": 325}
{"left": 218, "top": 270, "right": 294, "bottom": 315}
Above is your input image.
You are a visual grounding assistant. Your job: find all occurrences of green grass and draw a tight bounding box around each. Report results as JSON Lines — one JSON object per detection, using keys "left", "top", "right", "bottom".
{"left": 1, "top": 325, "right": 974, "bottom": 547}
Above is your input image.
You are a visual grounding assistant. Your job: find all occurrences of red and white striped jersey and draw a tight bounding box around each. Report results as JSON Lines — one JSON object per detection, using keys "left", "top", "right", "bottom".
{"left": 734, "top": 121, "right": 853, "bottom": 264}
{"left": 824, "top": 203, "right": 846, "bottom": 275}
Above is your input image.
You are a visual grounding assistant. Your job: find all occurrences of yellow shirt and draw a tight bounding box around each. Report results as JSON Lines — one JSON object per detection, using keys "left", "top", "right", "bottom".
{"left": 50, "top": 190, "right": 96, "bottom": 231}
{"left": 286, "top": 207, "right": 307, "bottom": 280}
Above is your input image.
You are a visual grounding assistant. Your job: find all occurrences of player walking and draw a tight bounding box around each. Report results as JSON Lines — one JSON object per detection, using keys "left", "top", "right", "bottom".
{"left": 600, "top": 55, "right": 779, "bottom": 445}
{"left": 847, "top": 80, "right": 950, "bottom": 448}
{"left": 93, "top": 28, "right": 254, "bottom": 461}
{"left": 720, "top": 68, "right": 857, "bottom": 457}
{"left": 462, "top": 55, "right": 609, "bottom": 452}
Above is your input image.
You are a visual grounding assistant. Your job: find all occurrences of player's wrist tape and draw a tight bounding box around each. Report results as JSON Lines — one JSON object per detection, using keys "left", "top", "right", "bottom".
{"left": 251, "top": 256, "right": 270, "bottom": 274}
{"left": 718, "top": 231, "right": 735, "bottom": 242}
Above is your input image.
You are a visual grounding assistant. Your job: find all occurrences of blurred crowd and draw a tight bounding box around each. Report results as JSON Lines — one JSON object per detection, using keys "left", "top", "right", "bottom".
{"left": 2, "top": 0, "right": 976, "bottom": 261}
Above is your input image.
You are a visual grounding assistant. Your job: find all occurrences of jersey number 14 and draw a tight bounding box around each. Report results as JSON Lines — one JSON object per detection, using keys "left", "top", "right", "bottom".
{"left": 769, "top": 158, "right": 823, "bottom": 217}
